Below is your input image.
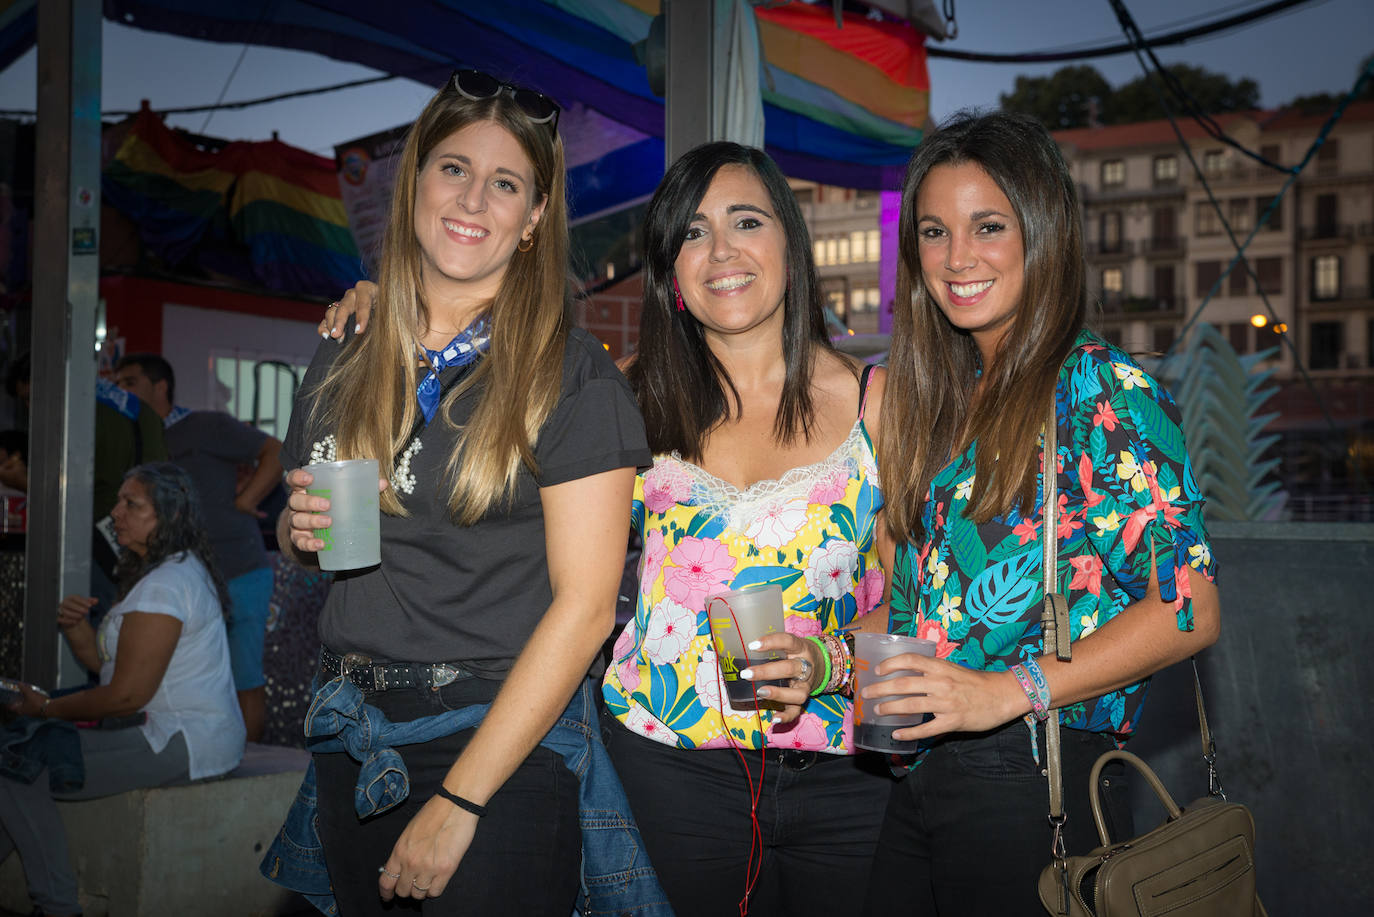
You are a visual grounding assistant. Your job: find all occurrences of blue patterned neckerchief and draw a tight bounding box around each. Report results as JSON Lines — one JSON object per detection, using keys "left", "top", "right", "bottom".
{"left": 164, "top": 405, "right": 192, "bottom": 428}
{"left": 416, "top": 317, "right": 489, "bottom": 425}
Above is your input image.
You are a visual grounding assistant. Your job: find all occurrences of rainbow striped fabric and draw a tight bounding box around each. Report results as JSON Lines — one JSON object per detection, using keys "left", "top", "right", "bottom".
{"left": 103, "top": 108, "right": 364, "bottom": 297}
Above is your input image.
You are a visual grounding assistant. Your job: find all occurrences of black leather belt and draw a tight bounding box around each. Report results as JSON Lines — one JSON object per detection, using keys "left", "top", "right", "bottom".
{"left": 771, "top": 749, "right": 843, "bottom": 771}
{"left": 320, "top": 648, "right": 475, "bottom": 693}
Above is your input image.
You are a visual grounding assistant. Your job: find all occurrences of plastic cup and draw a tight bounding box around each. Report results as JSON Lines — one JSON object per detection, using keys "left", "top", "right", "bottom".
{"left": 852, "top": 632, "right": 937, "bottom": 753}
{"left": 304, "top": 459, "right": 381, "bottom": 571}
{"left": 706, "top": 584, "right": 787, "bottom": 708}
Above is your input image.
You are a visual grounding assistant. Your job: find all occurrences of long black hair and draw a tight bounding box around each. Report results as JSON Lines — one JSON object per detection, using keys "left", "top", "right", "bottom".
{"left": 628, "top": 141, "right": 841, "bottom": 458}
{"left": 114, "top": 462, "right": 231, "bottom": 616}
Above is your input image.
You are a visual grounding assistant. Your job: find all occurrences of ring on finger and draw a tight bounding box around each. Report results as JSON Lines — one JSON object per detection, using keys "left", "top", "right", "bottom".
{"left": 378, "top": 866, "right": 400, "bottom": 879}
{"left": 413, "top": 879, "right": 432, "bottom": 892}
{"left": 795, "top": 656, "right": 813, "bottom": 684}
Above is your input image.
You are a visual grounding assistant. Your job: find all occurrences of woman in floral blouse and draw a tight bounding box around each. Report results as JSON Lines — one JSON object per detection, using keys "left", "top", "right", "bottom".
{"left": 860, "top": 112, "right": 1221, "bottom": 915}
{"left": 599, "top": 142, "right": 895, "bottom": 916}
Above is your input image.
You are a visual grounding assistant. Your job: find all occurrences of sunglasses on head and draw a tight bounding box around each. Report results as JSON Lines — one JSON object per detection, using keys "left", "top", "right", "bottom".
{"left": 449, "top": 69, "right": 561, "bottom": 134}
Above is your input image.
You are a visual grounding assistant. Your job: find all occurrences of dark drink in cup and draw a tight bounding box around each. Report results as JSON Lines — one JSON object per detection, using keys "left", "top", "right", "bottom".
{"left": 852, "top": 633, "right": 937, "bottom": 753}
{"left": 706, "top": 585, "right": 787, "bottom": 709}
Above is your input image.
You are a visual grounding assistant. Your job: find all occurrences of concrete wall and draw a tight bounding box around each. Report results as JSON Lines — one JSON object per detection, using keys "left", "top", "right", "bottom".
{"left": 1123, "top": 521, "right": 1373, "bottom": 913}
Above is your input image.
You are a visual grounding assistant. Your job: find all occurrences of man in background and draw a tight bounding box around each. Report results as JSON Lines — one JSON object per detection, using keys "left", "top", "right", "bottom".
{"left": 115, "top": 353, "right": 281, "bottom": 742}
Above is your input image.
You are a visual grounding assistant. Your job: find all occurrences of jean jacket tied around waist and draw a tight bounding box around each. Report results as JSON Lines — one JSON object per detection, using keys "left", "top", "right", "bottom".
{"left": 259, "top": 676, "right": 673, "bottom": 917}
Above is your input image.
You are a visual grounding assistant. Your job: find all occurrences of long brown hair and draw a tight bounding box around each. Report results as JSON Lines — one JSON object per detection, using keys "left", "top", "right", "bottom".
{"left": 881, "top": 111, "right": 1085, "bottom": 543}
{"left": 310, "top": 82, "right": 569, "bottom": 524}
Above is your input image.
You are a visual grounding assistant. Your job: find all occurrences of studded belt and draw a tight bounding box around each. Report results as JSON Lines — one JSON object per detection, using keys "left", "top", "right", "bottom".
{"left": 319, "top": 648, "right": 475, "bottom": 693}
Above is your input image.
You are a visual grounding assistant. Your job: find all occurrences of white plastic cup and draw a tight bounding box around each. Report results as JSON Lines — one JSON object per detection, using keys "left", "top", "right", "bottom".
{"left": 706, "top": 584, "right": 787, "bottom": 708}
{"left": 304, "top": 459, "right": 381, "bottom": 571}
{"left": 852, "top": 632, "right": 937, "bottom": 753}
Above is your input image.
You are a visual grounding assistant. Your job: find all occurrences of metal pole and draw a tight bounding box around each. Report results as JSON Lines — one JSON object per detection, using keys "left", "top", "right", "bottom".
{"left": 664, "top": 0, "right": 714, "bottom": 168}
{"left": 27, "top": 0, "right": 101, "bottom": 686}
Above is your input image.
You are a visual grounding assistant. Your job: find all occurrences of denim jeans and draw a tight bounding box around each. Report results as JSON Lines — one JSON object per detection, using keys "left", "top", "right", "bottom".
{"left": 314, "top": 675, "right": 580, "bottom": 916}
{"left": 860, "top": 722, "right": 1133, "bottom": 916}
{"left": 261, "top": 674, "right": 672, "bottom": 917}
{"left": 603, "top": 714, "right": 893, "bottom": 917}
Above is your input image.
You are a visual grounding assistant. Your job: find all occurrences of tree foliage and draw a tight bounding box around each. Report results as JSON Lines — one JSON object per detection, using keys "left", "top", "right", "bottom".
{"left": 1000, "top": 63, "right": 1262, "bottom": 129}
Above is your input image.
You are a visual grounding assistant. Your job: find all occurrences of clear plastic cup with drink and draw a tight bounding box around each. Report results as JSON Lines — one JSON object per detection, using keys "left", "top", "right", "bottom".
{"left": 304, "top": 459, "right": 381, "bottom": 571}
{"left": 852, "top": 632, "right": 937, "bottom": 753}
{"left": 706, "top": 584, "right": 787, "bottom": 708}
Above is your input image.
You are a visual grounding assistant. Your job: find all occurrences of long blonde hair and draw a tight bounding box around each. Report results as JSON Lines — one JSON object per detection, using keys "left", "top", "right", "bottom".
{"left": 880, "top": 111, "right": 1085, "bottom": 544}
{"left": 310, "top": 83, "right": 569, "bottom": 524}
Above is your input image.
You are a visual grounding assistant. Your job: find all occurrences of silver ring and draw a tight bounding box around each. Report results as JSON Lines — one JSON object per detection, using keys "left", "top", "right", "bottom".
{"left": 796, "top": 656, "right": 813, "bottom": 684}
{"left": 378, "top": 866, "right": 400, "bottom": 879}
{"left": 413, "top": 880, "right": 432, "bottom": 891}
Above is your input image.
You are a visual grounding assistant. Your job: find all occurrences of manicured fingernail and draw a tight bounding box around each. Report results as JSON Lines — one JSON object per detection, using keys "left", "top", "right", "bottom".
{"left": 756, "top": 687, "right": 771, "bottom": 698}
{"left": 321, "top": 331, "right": 329, "bottom": 339}
{"left": 355, "top": 323, "right": 362, "bottom": 333}
{"left": 740, "top": 668, "right": 754, "bottom": 680}
{"left": 747, "top": 640, "right": 762, "bottom": 650}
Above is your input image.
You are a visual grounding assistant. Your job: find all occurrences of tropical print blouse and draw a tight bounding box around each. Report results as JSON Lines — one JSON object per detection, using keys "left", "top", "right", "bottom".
{"left": 603, "top": 413, "right": 884, "bottom": 753}
{"left": 889, "top": 330, "right": 1217, "bottom": 739}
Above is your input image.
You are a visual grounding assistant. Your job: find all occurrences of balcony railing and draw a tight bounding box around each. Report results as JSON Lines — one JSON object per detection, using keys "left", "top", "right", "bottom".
{"left": 1143, "top": 235, "right": 1186, "bottom": 256}
{"left": 1098, "top": 292, "right": 1184, "bottom": 314}
{"left": 1299, "top": 224, "right": 1355, "bottom": 242}
{"left": 1088, "top": 239, "right": 1134, "bottom": 257}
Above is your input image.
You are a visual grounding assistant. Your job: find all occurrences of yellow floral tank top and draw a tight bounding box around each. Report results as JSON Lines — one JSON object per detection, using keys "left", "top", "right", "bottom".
{"left": 602, "top": 408, "right": 884, "bottom": 753}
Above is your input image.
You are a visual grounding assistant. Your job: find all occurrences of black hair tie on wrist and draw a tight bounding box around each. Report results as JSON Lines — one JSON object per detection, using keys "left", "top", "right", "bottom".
{"left": 435, "top": 785, "right": 488, "bottom": 817}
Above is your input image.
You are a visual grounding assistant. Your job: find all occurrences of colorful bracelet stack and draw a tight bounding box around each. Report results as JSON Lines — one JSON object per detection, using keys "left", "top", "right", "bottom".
{"left": 804, "top": 632, "right": 856, "bottom": 697}
{"left": 803, "top": 636, "right": 833, "bottom": 697}
{"left": 1010, "top": 657, "right": 1052, "bottom": 721}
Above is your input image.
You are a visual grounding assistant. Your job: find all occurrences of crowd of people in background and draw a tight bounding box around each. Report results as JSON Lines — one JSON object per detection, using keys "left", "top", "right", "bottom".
{"left": 0, "top": 70, "right": 1221, "bottom": 917}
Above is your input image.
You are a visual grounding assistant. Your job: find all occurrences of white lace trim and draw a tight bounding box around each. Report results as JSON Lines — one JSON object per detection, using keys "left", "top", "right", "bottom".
{"left": 668, "top": 420, "right": 879, "bottom": 535}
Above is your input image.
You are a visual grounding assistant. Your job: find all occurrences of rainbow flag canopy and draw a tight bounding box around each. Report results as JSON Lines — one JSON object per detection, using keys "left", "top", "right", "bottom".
{"left": 103, "top": 108, "right": 364, "bottom": 297}
{"left": 3, "top": 0, "right": 929, "bottom": 205}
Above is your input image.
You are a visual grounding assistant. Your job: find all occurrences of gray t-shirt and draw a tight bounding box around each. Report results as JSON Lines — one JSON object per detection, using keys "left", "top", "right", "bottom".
{"left": 280, "top": 327, "right": 651, "bottom": 677}
{"left": 165, "top": 411, "right": 269, "bottom": 580}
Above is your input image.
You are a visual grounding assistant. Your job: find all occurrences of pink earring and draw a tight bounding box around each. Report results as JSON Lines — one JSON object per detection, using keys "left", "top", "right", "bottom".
{"left": 672, "top": 277, "right": 685, "bottom": 312}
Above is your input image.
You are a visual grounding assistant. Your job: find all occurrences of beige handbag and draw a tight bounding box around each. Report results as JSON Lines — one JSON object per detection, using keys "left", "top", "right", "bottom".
{"left": 1034, "top": 401, "right": 1265, "bottom": 917}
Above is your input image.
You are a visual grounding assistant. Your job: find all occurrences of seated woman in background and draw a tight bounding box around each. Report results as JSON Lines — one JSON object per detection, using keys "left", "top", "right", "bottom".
{"left": 1, "top": 462, "right": 245, "bottom": 917}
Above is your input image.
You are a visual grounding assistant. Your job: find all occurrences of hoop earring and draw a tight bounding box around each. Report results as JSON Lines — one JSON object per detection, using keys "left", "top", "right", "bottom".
{"left": 672, "top": 277, "right": 685, "bottom": 312}
{"left": 517, "top": 235, "right": 534, "bottom": 253}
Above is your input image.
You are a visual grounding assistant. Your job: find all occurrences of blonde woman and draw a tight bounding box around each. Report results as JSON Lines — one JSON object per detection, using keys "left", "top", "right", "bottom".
{"left": 272, "top": 72, "right": 652, "bottom": 915}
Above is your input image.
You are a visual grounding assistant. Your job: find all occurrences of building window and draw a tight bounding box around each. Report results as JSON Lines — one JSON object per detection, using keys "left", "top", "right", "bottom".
{"left": 1227, "top": 322, "right": 1249, "bottom": 355}
{"left": 1196, "top": 260, "right": 1222, "bottom": 297}
{"left": 1154, "top": 264, "right": 1177, "bottom": 308}
{"left": 866, "top": 229, "right": 880, "bottom": 262}
{"left": 852, "top": 286, "right": 880, "bottom": 313}
{"left": 1100, "top": 211, "right": 1122, "bottom": 252}
{"left": 1203, "top": 149, "right": 1225, "bottom": 175}
{"left": 1152, "top": 206, "right": 1177, "bottom": 246}
{"left": 813, "top": 240, "right": 826, "bottom": 266}
{"left": 1256, "top": 257, "right": 1283, "bottom": 295}
{"left": 1256, "top": 195, "right": 1281, "bottom": 231}
{"left": 1309, "top": 321, "right": 1342, "bottom": 369}
{"left": 825, "top": 238, "right": 838, "bottom": 266}
{"left": 825, "top": 288, "right": 847, "bottom": 318}
{"left": 837, "top": 235, "right": 850, "bottom": 265}
{"left": 1152, "top": 154, "right": 1178, "bottom": 184}
{"left": 1152, "top": 324, "right": 1176, "bottom": 353}
{"left": 1196, "top": 202, "right": 1221, "bottom": 236}
{"left": 1101, "top": 159, "right": 1125, "bottom": 187}
{"left": 1316, "top": 137, "right": 1340, "bottom": 173}
{"left": 1314, "top": 194, "right": 1338, "bottom": 238}
{"left": 212, "top": 356, "right": 307, "bottom": 440}
{"left": 849, "top": 230, "right": 867, "bottom": 263}
{"left": 1228, "top": 198, "right": 1253, "bottom": 233}
{"left": 1228, "top": 264, "right": 1247, "bottom": 297}
{"left": 1312, "top": 255, "right": 1341, "bottom": 300}
{"left": 1102, "top": 267, "right": 1124, "bottom": 297}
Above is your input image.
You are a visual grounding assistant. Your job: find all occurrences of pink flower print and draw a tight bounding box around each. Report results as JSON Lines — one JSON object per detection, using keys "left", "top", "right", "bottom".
{"left": 854, "top": 568, "right": 885, "bottom": 616}
{"left": 664, "top": 537, "right": 736, "bottom": 610}
{"left": 643, "top": 597, "right": 698, "bottom": 664}
{"left": 611, "top": 622, "right": 637, "bottom": 661}
{"left": 642, "top": 460, "right": 693, "bottom": 515}
{"left": 1093, "top": 399, "right": 1119, "bottom": 431}
{"left": 617, "top": 657, "right": 641, "bottom": 694}
{"left": 807, "top": 467, "right": 849, "bottom": 506}
{"left": 785, "top": 615, "right": 824, "bottom": 639}
{"left": 840, "top": 704, "right": 854, "bottom": 749}
{"left": 1068, "top": 554, "right": 1104, "bottom": 595}
{"left": 640, "top": 528, "right": 668, "bottom": 597}
{"left": 625, "top": 705, "right": 678, "bottom": 746}
{"left": 805, "top": 540, "right": 859, "bottom": 601}
{"left": 767, "top": 712, "right": 828, "bottom": 750}
{"left": 745, "top": 497, "right": 810, "bottom": 550}
{"left": 912, "top": 612, "right": 960, "bottom": 659}
{"left": 1013, "top": 518, "right": 1038, "bottom": 545}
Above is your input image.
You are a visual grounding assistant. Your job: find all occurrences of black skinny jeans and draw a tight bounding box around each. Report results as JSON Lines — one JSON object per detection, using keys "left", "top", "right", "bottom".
{"left": 602, "top": 712, "right": 895, "bottom": 917}
{"left": 861, "top": 721, "right": 1133, "bottom": 916}
{"left": 313, "top": 675, "right": 580, "bottom": 916}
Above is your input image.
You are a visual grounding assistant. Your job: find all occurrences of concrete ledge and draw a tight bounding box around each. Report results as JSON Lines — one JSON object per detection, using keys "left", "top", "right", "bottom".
{"left": 1, "top": 743, "right": 310, "bottom": 917}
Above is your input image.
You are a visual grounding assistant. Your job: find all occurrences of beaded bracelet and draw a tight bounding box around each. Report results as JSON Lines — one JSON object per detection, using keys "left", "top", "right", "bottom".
{"left": 837, "top": 631, "right": 856, "bottom": 698}
{"left": 804, "top": 636, "right": 832, "bottom": 697}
